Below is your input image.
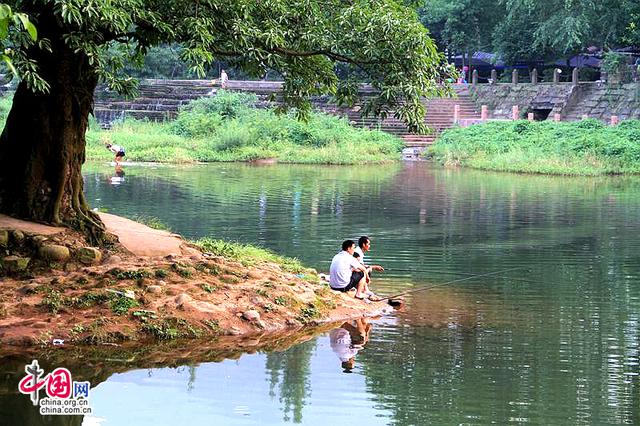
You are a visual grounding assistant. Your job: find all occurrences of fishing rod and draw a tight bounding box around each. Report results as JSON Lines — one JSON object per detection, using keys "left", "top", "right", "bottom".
{"left": 380, "top": 266, "right": 528, "bottom": 302}
{"left": 319, "top": 261, "right": 532, "bottom": 281}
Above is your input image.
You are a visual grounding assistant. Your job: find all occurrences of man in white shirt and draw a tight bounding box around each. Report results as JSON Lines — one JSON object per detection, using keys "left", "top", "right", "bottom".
{"left": 105, "top": 143, "right": 125, "bottom": 165}
{"left": 355, "top": 236, "right": 385, "bottom": 273}
{"left": 329, "top": 240, "right": 369, "bottom": 299}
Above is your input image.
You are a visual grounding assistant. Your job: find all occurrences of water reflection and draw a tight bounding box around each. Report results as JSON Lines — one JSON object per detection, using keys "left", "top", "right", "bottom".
{"left": 329, "top": 318, "right": 372, "bottom": 373}
{"left": 109, "top": 165, "right": 125, "bottom": 186}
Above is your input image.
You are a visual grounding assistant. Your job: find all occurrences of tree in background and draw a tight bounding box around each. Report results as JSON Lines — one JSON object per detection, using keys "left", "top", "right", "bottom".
{"left": 494, "top": 0, "right": 635, "bottom": 63}
{"left": 0, "top": 0, "right": 453, "bottom": 244}
{"left": 419, "top": 0, "right": 502, "bottom": 58}
{"left": 420, "top": 0, "right": 639, "bottom": 66}
{"left": 623, "top": 4, "right": 640, "bottom": 46}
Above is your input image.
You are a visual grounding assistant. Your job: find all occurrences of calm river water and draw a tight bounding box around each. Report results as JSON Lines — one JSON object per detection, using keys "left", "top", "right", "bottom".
{"left": 2, "top": 161, "right": 639, "bottom": 425}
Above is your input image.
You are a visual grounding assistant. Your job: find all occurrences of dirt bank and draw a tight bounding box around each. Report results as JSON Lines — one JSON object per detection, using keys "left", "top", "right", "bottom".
{"left": 0, "top": 213, "right": 389, "bottom": 347}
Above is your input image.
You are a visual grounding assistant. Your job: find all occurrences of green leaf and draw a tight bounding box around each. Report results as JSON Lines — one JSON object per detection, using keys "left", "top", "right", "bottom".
{"left": 0, "top": 4, "right": 11, "bottom": 20}
{"left": 1, "top": 54, "right": 17, "bottom": 76}
{"left": 0, "top": 18, "right": 8, "bottom": 40}
{"left": 24, "top": 21, "right": 37, "bottom": 41}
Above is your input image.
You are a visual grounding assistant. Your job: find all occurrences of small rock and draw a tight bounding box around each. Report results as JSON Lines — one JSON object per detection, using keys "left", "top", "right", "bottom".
{"left": 174, "top": 293, "right": 192, "bottom": 307}
{"left": 31, "top": 235, "right": 48, "bottom": 246}
{"left": 2, "top": 255, "right": 30, "bottom": 272}
{"left": 19, "top": 282, "right": 39, "bottom": 294}
{"left": 146, "top": 285, "right": 162, "bottom": 294}
{"left": 203, "top": 256, "right": 224, "bottom": 265}
{"left": 38, "top": 244, "right": 70, "bottom": 261}
{"left": 227, "top": 327, "right": 242, "bottom": 336}
{"left": 247, "top": 270, "right": 263, "bottom": 279}
{"left": 0, "top": 230, "right": 8, "bottom": 247}
{"left": 106, "top": 255, "right": 122, "bottom": 265}
{"left": 10, "top": 230, "right": 25, "bottom": 245}
{"left": 78, "top": 247, "right": 102, "bottom": 265}
{"left": 63, "top": 263, "right": 79, "bottom": 272}
{"left": 242, "top": 310, "right": 261, "bottom": 322}
{"left": 156, "top": 280, "right": 167, "bottom": 286}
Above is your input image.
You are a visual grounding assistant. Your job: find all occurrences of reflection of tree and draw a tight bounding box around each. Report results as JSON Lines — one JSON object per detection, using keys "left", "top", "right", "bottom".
{"left": 265, "top": 340, "right": 316, "bottom": 423}
{"left": 358, "top": 279, "right": 640, "bottom": 424}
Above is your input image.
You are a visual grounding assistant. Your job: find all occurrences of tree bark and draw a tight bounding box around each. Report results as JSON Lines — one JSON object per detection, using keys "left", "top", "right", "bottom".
{"left": 0, "top": 7, "right": 109, "bottom": 245}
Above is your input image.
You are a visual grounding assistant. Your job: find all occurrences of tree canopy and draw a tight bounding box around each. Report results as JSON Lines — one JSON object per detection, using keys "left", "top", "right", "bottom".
{"left": 0, "top": 0, "right": 452, "bottom": 242}
{"left": 419, "top": 0, "right": 640, "bottom": 63}
{"left": 7, "top": 0, "right": 453, "bottom": 128}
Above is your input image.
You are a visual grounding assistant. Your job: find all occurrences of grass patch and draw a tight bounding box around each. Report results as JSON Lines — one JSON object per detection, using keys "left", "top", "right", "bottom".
{"left": 202, "top": 319, "right": 222, "bottom": 335}
{"left": 69, "top": 291, "right": 111, "bottom": 308}
{"left": 200, "top": 283, "right": 218, "bottom": 293}
{"left": 195, "top": 238, "right": 313, "bottom": 275}
{"left": 142, "top": 317, "right": 203, "bottom": 340}
{"left": 262, "top": 303, "right": 275, "bottom": 313}
{"left": 127, "top": 215, "right": 171, "bottom": 231}
{"left": 274, "top": 296, "right": 289, "bottom": 306}
{"left": 255, "top": 288, "right": 269, "bottom": 298}
{"left": 85, "top": 91, "right": 403, "bottom": 165}
{"left": 428, "top": 119, "right": 640, "bottom": 175}
{"left": 39, "top": 290, "right": 64, "bottom": 314}
{"left": 169, "top": 263, "right": 195, "bottom": 278}
{"left": 110, "top": 295, "right": 140, "bottom": 315}
{"left": 296, "top": 303, "right": 322, "bottom": 324}
{"left": 111, "top": 268, "right": 152, "bottom": 280}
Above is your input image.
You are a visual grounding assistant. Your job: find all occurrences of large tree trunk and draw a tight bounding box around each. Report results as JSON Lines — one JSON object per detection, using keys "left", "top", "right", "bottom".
{"left": 0, "top": 7, "right": 109, "bottom": 245}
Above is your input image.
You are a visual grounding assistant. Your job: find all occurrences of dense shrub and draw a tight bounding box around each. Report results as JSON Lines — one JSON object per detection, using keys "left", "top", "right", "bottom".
{"left": 428, "top": 119, "right": 640, "bottom": 175}
{"left": 86, "top": 93, "right": 403, "bottom": 164}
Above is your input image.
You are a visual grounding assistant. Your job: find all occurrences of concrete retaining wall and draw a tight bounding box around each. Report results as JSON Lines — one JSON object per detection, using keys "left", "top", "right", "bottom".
{"left": 470, "top": 83, "right": 640, "bottom": 121}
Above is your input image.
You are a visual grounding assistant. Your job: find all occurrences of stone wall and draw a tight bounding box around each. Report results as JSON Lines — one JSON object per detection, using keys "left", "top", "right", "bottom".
{"left": 470, "top": 83, "right": 640, "bottom": 121}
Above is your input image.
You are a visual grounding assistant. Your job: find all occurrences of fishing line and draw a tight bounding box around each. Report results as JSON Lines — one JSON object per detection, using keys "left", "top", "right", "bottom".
{"left": 380, "top": 266, "right": 529, "bottom": 301}
{"left": 384, "top": 267, "right": 539, "bottom": 284}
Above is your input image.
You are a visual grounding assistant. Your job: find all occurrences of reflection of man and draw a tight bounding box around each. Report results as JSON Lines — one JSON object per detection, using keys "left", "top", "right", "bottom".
{"left": 109, "top": 165, "right": 125, "bottom": 185}
{"left": 329, "top": 318, "right": 372, "bottom": 373}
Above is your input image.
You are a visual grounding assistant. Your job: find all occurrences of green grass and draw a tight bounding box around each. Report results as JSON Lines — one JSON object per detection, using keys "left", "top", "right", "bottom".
{"left": 85, "top": 91, "right": 403, "bottom": 165}
{"left": 194, "top": 238, "right": 312, "bottom": 274}
{"left": 428, "top": 119, "right": 640, "bottom": 176}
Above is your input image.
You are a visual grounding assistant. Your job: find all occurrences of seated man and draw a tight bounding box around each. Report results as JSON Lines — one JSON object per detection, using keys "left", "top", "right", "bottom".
{"left": 355, "top": 235, "right": 385, "bottom": 274}
{"left": 329, "top": 240, "right": 369, "bottom": 299}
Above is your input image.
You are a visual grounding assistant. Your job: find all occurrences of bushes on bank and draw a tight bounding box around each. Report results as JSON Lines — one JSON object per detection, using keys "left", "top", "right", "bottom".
{"left": 86, "top": 91, "right": 403, "bottom": 164}
{"left": 428, "top": 119, "right": 640, "bottom": 175}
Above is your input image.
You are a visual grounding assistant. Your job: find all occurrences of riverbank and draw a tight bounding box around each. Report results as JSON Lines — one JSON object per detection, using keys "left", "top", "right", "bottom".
{"left": 428, "top": 119, "right": 640, "bottom": 175}
{"left": 0, "top": 213, "right": 388, "bottom": 347}
{"left": 85, "top": 91, "right": 403, "bottom": 165}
